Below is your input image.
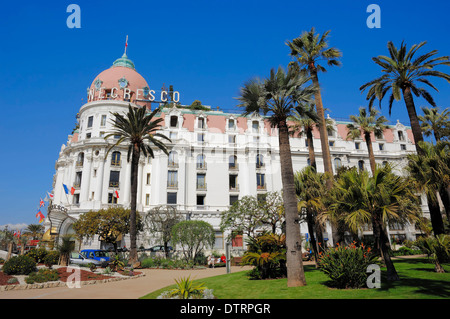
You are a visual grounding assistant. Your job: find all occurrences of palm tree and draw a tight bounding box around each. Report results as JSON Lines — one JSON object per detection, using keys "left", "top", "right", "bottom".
{"left": 289, "top": 102, "right": 334, "bottom": 171}
{"left": 346, "top": 106, "right": 388, "bottom": 174}
{"left": 105, "top": 104, "right": 171, "bottom": 264}
{"left": 330, "top": 165, "right": 421, "bottom": 281}
{"left": 237, "top": 66, "right": 316, "bottom": 287}
{"left": 406, "top": 141, "right": 449, "bottom": 235}
{"left": 23, "top": 224, "right": 44, "bottom": 240}
{"left": 360, "top": 41, "right": 450, "bottom": 155}
{"left": 286, "top": 27, "right": 342, "bottom": 188}
{"left": 419, "top": 106, "right": 450, "bottom": 142}
{"left": 294, "top": 166, "right": 328, "bottom": 267}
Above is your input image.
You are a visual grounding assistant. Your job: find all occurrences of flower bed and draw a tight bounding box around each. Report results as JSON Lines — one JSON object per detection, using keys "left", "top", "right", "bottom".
{"left": 0, "top": 271, "right": 18, "bottom": 286}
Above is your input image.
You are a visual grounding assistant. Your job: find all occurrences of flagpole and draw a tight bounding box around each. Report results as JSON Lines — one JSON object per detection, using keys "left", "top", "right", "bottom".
{"left": 124, "top": 35, "right": 128, "bottom": 55}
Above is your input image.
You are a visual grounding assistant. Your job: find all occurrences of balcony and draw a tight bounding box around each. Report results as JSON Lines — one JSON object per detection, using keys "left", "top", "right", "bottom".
{"left": 167, "top": 180, "right": 178, "bottom": 189}
{"left": 257, "top": 184, "right": 267, "bottom": 191}
{"left": 109, "top": 181, "right": 120, "bottom": 188}
{"left": 196, "top": 182, "right": 207, "bottom": 191}
{"left": 196, "top": 162, "right": 207, "bottom": 170}
{"left": 168, "top": 161, "right": 179, "bottom": 169}
{"left": 111, "top": 160, "right": 121, "bottom": 167}
{"left": 229, "top": 184, "right": 239, "bottom": 192}
{"left": 75, "top": 161, "right": 84, "bottom": 167}
{"left": 228, "top": 163, "right": 239, "bottom": 171}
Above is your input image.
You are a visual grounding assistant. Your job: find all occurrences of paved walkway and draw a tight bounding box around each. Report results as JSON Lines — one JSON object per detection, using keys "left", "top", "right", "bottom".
{"left": 0, "top": 266, "right": 254, "bottom": 299}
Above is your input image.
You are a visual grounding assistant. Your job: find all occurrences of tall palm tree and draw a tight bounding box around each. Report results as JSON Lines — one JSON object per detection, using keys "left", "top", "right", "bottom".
{"left": 406, "top": 141, "right": 449, "bottom": 235}
{"left": 237, "top": 66, "right": 317, "bottom": 287}
{"left": 346, "top": 106, "right": 388, "bottom": 174}
{"left": 419, "top": 106, "right": 450, "bottom": 143}
{"left": 289, "top": 102, "right": 334, "bottom": 171}
{"left": 105, "top": 105, "right": 171, "bottom": 264}
{"left": 286, "top": 27, "right": 342, "bottom": 188}
{"left": 330, "top": 165, "right": 421, "bottom": 281}
{"left": 360, "top": 41, "right": 450, "bottom": 155}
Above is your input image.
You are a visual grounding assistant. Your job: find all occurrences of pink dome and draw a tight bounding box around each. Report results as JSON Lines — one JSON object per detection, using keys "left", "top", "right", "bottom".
{"left": 87, "top": 54, "right": 151, "bottom": 108}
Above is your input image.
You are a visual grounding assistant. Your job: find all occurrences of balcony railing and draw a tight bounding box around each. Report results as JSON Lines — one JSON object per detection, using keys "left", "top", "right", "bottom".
{"left": 229, "top": 163, "right": 239, "bottom": 170}
{"left": 111, "top": 160, "right": 121, "bottom": 167}
{"left": 196, "top": 182, "right": 207, "bottom": 190}
{"left": 75, "top": 161, "right": 84, "bottom": 167}
{"left": 257, "top": 184, "right": 267, "bottom": 191}
{"left": 109, "top": 181, "right": 120, "bottom": 188}
{"left": 229, "top": 184, "right": 239, "bottom": 192}
{"left": 168, "top": 161, "right": 179, "bottom": 168}
{"left": 196, "top": 162, "right": 207, "bottom": 169}
{"left": 167, "top": 181, "right": 178, "bottom": 188}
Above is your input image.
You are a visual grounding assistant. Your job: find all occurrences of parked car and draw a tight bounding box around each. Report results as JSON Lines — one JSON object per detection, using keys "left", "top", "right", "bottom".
{"left": 69, "top": 252, "right": 108, "bottom": 267}
{"left": 148, "top": 245, "right": 174, "bottom": 252}
{"left": 81, "top": 249, "right": 112, "bottom": 263}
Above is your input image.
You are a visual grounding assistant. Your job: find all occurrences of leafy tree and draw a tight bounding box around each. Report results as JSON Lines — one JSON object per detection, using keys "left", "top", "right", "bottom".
{"left": 144, "top": 205, "right": 183, "bottom": 257}
{"left": 346, "top": 106, "right": 388, "bottom": 173}
{"left": 329, "top": 164, "right": 421, "bottom": 281}
{"left": 237, "top": 66, "right": 316, "bottom": 287}
{"left": 259, "top": 191, "right": 285, "bottom": 234}
{"left": 416, "top": 234, "right": 450, "bottom": 273}
{"left": 294, "top": 166, "right": 328, "bottom": 266}
{"left": 24, "top": 224, "right": 44, "bottom": 240}
{"left": 286, "top": 27, "right": 342, "bottom": 188}
{"left": 360, "top": 41, "right": 450, "bottom": 155}
{"left": 172, "top": 220, "right": 215, "bottom": 263}
{"left": 406, "top": 141, "right": 449, "bottom": 234}
{"left": 73, "top": 207, "right": 143, "bottom": 252}
{"left": 419, "top": 106, "right": 450, "bottom": 142}
{"left": 105, "top": 104, "right": 170, "bottom": 263}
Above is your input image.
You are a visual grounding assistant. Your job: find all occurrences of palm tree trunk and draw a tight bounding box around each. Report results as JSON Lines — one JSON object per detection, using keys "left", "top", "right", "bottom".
{"left": 278, "top": 120, "right": 306, "bottom": 287}
{"left": 129, "top": 143, "right": 140, "bottom": 264}
{"left": 306, "top": 128, "right": 317, "bottom": 171}
{"left": 426, "top": 193, "right": 445, "bottom": 235}
{"left": 438, "top": 187, "right": 450, "bottom": 222}
{"left": 402, "top": 87, "right": 424, "bottom": 155}
{"left": 364, "top": 132, "right": 376, "bottom": 174}
{"left": 309, "top": 69, "right": 333, "bottom": 187}
{"left": 374, "top": 214, "right": 399, "bottom": 281}
{"left": 306, "top": 210, "right": 319, "bottom": 268}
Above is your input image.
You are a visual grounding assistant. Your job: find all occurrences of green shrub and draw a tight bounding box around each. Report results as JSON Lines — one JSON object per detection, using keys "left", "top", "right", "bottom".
{"left": 25, "top": 268, "right": 59, "bottom": 284}
{"left": 393, "top": 246, "right": 422, "bottom": 256}
{"left": 140, "top": 257, "right": 194, "bottom": 269}
{"left": 169, "top": 276, "right": 206, "bottom": 299}
{"left": 2, "top": 255, "right": 37, "bottom": 275}
{"left": 242, "top": 232, "right": 287, "bottom": 280}
{"left": 25, "top": 248, "right": 48, "bottom": 263}
{"left": 317, "top": 242, "right": 379, "bottom": 289}
{"left": 43, "top": 251, "right": 60, "bottom": 267}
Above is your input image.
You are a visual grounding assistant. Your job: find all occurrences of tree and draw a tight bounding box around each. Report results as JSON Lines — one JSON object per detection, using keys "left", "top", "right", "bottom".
{"left": 72, "top": 207, "right": 143, "bottom": 252}
{"left": 286, "top": 27, "right": 342, "bottom": 188}
{"left": 171, "top": 220, "right": 215, "bottom": 263}
{"left": 220, "top": 195, "right": 264, "bottom": 240}
{"left": 346, "top": 106, "right": 388, "bottom": 174}
{"left": 259, "top": 191, "right": 285, "bottom": 234}
{"left": 294, "top": 166, "right": 328, "bottom": 267}
{"left": 237, "top": 66, "right": 316, "bottom": 287}
{"left": 406, "top": 141, "right": 449, "bottom": 234}
{"left": 329, "top": 164, "right": 421, "bottom": 281}
{"left": 360, "top": 41, "right": 450, "bottom": 155}
{"left": 105, "top": 104, "right": 170, "bottom": 263}
{"left": 23, "top": 224, "right": 44, "bottom": 240}
{"left": 419, "top": 106, "right": 450, "bottom": 142}
{"left": 144, "top": 205, "right": 183, "bottom": 258}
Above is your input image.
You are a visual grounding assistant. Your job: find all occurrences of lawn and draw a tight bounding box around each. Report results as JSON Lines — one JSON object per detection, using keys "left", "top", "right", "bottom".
{"left": 140, "top": 258, "right": 450, "bottom": 299}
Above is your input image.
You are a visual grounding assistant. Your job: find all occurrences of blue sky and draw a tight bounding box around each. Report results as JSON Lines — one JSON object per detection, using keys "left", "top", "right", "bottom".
{"left": 0, "top": 0, "right": 449, "bottom": 228}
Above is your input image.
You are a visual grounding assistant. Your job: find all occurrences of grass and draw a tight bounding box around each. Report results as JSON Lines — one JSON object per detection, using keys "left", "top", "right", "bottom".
{"left": 140, "top": 258, "right": 450, "bottom": 299}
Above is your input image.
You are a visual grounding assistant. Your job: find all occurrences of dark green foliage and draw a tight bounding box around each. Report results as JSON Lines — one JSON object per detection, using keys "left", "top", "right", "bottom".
{"left": 2, "top": 255, "right": 37, "bottom": 275}
{"left": 25, "top": 268, "right": 59, "bottom": 284}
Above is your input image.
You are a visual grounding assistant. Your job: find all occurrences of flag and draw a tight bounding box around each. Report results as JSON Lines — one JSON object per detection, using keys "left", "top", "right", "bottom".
{"left": 47, "top": 192, "right": 54, "bottom": 200}
{"left": 114, "top": 189, "right": 119, "bottom": 199}
{"left": 39, "top": 198, "right": 45, "bottom": 207}
{"left": 71, "top": 186, "right": 75, "bottom": 195}
{"left": 36, "top": 210, "right": 45, "bottom": 223}
{"left": 63, "top": 184, "right": 69, "bottom": 194}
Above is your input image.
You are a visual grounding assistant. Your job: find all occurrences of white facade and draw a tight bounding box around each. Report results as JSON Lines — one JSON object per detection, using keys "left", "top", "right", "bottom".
{"left": 44, "top": 53, "right": 425, "bottom": 253}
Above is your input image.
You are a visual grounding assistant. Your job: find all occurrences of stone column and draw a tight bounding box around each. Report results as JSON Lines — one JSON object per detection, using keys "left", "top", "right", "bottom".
{"left": 123, "top": 160, "right": 131, "bottom": 205}
{"left": 94, "top": 155, "right": 106, "bottom": 206}
{"left": 80, "top": 153, "right": 93, "bottom": 203}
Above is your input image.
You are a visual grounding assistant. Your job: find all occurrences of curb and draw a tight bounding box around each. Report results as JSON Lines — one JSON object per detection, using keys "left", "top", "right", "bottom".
{"left": 0, "top": 272, "right": 145, "bottom": 291}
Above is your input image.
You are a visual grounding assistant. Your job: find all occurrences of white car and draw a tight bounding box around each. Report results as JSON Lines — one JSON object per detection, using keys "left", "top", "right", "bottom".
{"left": 69, "top": 252, "right": 106, "bottom": 267}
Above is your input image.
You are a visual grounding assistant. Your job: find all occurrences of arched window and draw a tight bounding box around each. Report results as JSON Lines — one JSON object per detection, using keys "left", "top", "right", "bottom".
{"left": 111, "top": 151, "right": 121, "bottom": 166}
{"left": 256, "top": 154, "right": 264, "bottom": 168}
{"left": 197, "top": 154, "right": 206, "bottom": 169}
{"left": 168, "top": 151, "right": 178, "bottom": 167}
{"left": 334, "top": 158, "right": 342, "bottom": 170}
{"left": 77, "top": 152, "right": 84, "bottom": 167}
{"left": 229, "top": 155, "right": 237, "bottom": 169}
{"left": 170, "top": 116, "right": 178, "bottom": 128}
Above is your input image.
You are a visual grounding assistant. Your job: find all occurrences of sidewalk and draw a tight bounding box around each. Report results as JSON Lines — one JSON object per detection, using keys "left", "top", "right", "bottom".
{"left": 0, "top": 266, "right": 253, "bottom": 299}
